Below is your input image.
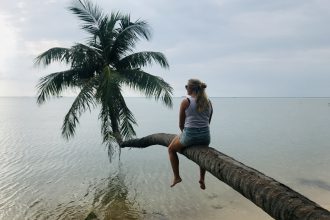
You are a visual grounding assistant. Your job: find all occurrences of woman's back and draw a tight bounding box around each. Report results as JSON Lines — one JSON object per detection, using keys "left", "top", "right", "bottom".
{"left": 184, "top": 97, "right": 211, "bottom": 128}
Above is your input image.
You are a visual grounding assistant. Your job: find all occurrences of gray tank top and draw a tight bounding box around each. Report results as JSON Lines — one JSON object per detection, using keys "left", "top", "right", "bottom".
{"left": 184, "top": 97, "right": 212, "bottom": 128}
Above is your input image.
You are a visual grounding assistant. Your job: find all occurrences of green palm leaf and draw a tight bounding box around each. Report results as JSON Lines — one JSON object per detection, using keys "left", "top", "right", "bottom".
{"left": 119, "top": 69, "right": 173, "bottom": 107}
{"left": 119, "top": 16, "right": 151, "bottom": 40}
{"left": 99, "top": 105, "right": 114, "bottom": 141}
{"left": 34, "top": 47, "right": 70, "bottom": 66}
{"left": 36, "top": 69, "right": 80, "bottom": 104}
{"left": 109, "top": 19, "right": 151, "bottom": 62}
{"left": 68, "top": 0, "right": 104, "bottom": 35}
{"left": 116, "top": 51, "right": 169, "bottom": 69}
{"left": 62, "top": 77, "right": 98, "bottom": 139}
{"left": 69, "top": 43, "right": 103, "bottom": 70}
{"left": 117, "top": 93, "right": 137, "bottom": 139}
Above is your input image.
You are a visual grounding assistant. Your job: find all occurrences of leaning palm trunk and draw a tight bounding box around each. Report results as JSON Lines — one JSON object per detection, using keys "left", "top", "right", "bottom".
{"left": 121, "top": 133, "right": 330, "bottom": 220}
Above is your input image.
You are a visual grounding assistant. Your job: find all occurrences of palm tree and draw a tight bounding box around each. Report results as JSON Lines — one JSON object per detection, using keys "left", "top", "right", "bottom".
{"left": 35, "top": 0, "right": 172, "bottom": 153}
{"left": 121, "top": 133, "right": 330, "bottom": 220}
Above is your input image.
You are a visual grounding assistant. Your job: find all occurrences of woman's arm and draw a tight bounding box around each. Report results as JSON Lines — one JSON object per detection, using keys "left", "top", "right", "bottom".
{"left": 179, "top": 98, "right": 189, "bottom": 131}
{"left": 209, "top": 100, "right": 213, "bottom": 124}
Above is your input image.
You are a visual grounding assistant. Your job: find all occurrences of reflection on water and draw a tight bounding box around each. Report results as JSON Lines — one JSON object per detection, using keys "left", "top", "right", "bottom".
{"left": 86, "top": 165, "right": 169, "bottom": 220}
{"left": 26, "top": 166, "right": 144, "bottom": 220}
{"left": 91, "top": 166, "right": 142, "bottom": 220}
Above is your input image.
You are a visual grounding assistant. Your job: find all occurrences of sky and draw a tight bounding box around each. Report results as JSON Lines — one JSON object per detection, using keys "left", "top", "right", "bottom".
{"left": 0, "top": 0, "right": 330, "bottom": 97}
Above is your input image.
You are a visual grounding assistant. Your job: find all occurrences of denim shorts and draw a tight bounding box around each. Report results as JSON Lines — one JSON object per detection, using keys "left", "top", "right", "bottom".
{"left": 179, "top": 127, "right": 210, "bottom": 147}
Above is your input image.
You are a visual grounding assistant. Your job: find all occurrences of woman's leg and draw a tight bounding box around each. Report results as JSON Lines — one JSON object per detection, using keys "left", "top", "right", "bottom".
{"left": 199, "top": 166, "right": 206, "bottom": 190}
{"left": 168, "top": 136, "right": 185, "bottom": 187}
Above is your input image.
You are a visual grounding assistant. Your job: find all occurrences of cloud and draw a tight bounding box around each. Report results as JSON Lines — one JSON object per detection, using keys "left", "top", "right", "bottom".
{"left": 0, "top": 14, "right": 19, "bottom": 79}
{"left": 230, "top": 11, "right": 306, "bottom": 39}
{"left": 0, "top": 0, "right": 330, "bottom": 97}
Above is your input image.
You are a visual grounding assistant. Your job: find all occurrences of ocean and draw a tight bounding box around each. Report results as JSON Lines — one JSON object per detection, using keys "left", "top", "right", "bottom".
{"left": 0, "top": 97, "right": 329, "bottom": 219}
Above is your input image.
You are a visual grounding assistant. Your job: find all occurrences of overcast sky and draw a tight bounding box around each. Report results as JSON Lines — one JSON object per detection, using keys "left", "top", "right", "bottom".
{"left": 0, "top": 0, "right": 330, "bottom": 97}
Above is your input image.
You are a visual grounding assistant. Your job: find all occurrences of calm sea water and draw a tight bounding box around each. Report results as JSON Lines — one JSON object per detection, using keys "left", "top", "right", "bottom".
{"left": 0, "top": 97, "right": 329, "bottom": 220}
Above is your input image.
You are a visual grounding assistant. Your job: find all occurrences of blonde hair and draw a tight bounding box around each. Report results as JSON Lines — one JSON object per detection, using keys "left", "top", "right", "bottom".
{"left": 187, "top": 79, "right": 209, "bottom": 112}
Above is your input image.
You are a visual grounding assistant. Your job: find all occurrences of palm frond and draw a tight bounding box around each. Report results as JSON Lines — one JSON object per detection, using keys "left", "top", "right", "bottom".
{"left": 62, "top": 77, "right": 98, "bottom": 139}
{"left": 107, "top": 11, "right": 122, "bottom": 33}
{"left": 74, "top": 43, "right": 103, "bottom": 54}
{"left": 116, "top": 51, "right": 169, "bottom": 69}
{"left": 117, "top": 93, "right": 137, "bottom": 139}
{"left": 97, "top": 12, "right": 122, "bottom": 60}
{"left": 99, "top": 104, "right": 115, "bottom": 143}
{"left": 119, "top": 16, "right": 151, "bottom": 41}
{"left": 109, "top": 19, "right": 151, "bottom": 62}
{"left": 99, "top": 104, "right": 118, "bottom": 160}
{"left": 69, "top": 43, "right": 103, "bottom": 70}
{"left": 36, "top": 69, "right": 80, "bottom": 104}
{"left": 34, "top": 47, "right": 70, "bottom": 66}
{"left": 69, "top": 0, "right": 105, "bottom": 35}
{"left": 119, "top": 69, "right": 173, "bottom": 107}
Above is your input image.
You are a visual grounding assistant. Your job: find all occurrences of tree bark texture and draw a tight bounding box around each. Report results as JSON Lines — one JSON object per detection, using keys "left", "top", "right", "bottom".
{"left": 121, "top": 133, "right": 330, "bottom": 220}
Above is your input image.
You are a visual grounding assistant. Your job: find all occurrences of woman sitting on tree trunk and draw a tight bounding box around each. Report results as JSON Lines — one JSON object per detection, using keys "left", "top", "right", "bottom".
{"left": 168, "top": 79, "right": 213, "bottom": 189}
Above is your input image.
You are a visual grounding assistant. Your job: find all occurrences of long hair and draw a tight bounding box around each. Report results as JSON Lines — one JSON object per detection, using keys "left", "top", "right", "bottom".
{"left": 187, "top": 79, "right": 209, "bottom": 112}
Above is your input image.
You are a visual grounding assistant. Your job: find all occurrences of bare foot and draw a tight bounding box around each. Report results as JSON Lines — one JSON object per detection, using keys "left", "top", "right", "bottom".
{"left": 170, "top": 177, "right": 182, "bottom": 187}
{"left": 199, "top": 180, "right": 206, "bottom": 190}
